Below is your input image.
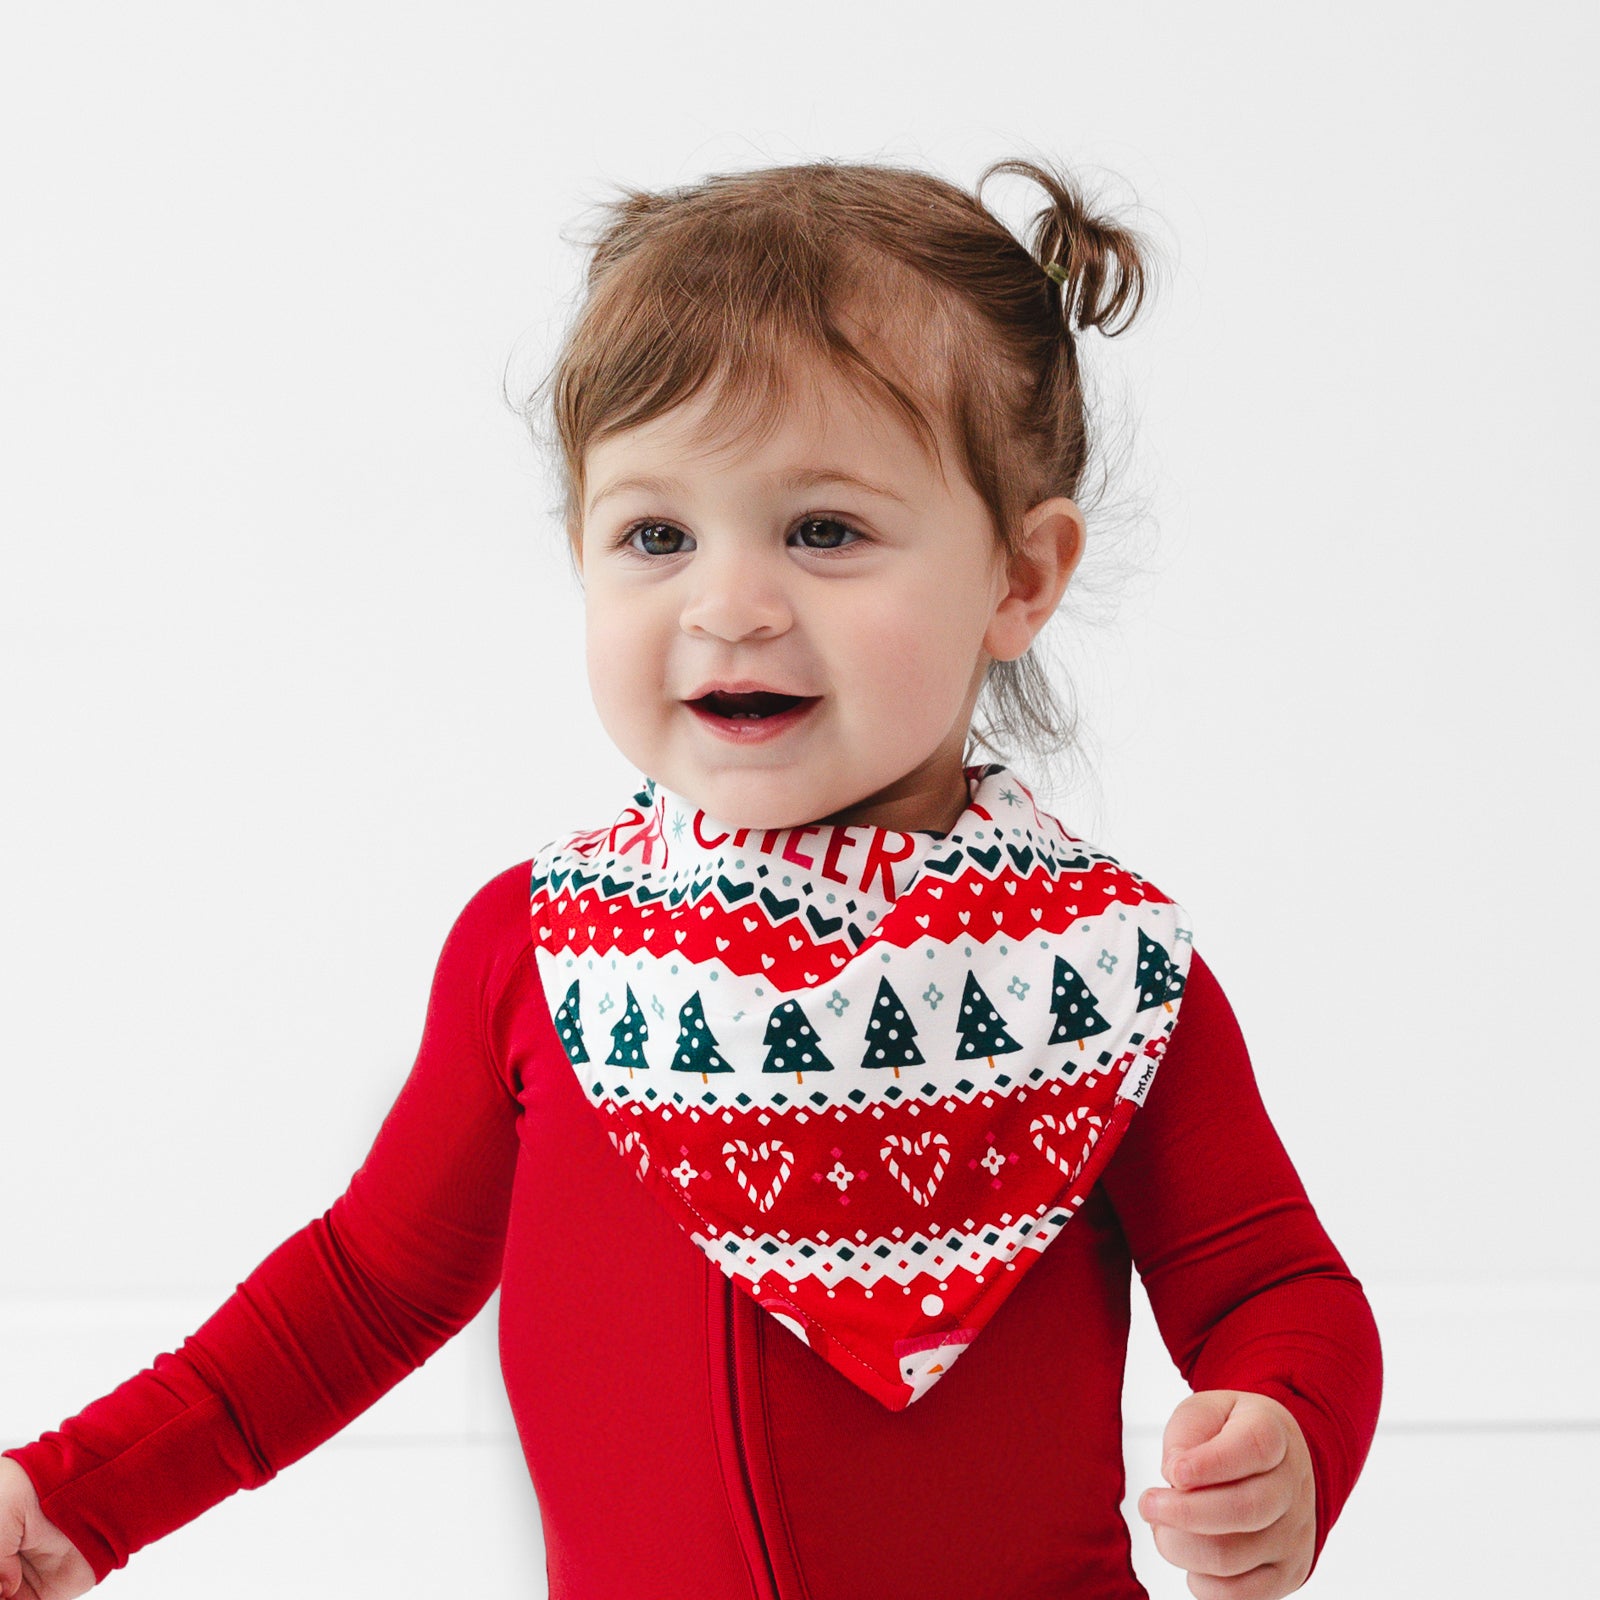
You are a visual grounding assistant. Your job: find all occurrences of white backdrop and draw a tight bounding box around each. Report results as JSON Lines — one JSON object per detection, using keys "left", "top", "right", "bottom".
{"left": 2, "top": 3, "right": 1595, "bottom": 1596}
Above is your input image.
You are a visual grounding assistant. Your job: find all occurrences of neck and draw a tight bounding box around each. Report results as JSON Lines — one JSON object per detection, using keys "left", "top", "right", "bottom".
{"left": 811, "top": 763, "right": 977, "bottom": 837}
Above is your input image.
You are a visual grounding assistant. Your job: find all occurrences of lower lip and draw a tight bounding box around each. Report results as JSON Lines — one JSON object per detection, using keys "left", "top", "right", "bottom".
{"left": 688, "top": 698, "right": 821, "bottom": 743}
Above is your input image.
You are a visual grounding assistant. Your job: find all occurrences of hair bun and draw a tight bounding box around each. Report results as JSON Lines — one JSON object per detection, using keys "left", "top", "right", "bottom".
{"left": 979, "top": 157, "right": 1150, "bottom": 338}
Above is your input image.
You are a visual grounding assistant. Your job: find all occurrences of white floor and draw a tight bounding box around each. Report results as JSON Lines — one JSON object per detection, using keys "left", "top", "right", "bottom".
{"left": 84, "top": 1423, "right": 1590, "bottom": 1598}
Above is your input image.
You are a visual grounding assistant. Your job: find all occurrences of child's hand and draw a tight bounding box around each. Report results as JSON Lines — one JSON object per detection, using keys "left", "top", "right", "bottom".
{"left": 0, "top": 1456, "right": 97, "bottom": 1599}
{"left": 1136, "top": 1389, "right": 1315, "bottom": 1598}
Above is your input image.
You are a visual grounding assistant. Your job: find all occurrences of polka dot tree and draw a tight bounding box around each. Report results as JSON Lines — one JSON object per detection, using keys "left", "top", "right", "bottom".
{"left": 953, "top": 970, "right": 1023, "bottom": 1071}
{"left": 1134, "top": 928, "right": 1187, "bottom": 1013}
{"left": 1045, "top": 955, "right": 1112, "bottom": 1054}
{"left": 761, "top": 998, "right": 837, "bottom": 1086}
{"left": 670, "top": 990, "right": 734, "bottom": 1084}
{"left": 553, "top": 978, "right": 590, "bottom": 1069}
{"left": 606, "top": 983, "right": 650, "bottom": 1079}
{"left": 859, "top": 975, "right": 926, "bottom": 1077}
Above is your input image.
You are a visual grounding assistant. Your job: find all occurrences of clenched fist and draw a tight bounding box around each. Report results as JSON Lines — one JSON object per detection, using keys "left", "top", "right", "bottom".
{"left": 0, "top": 1456, "right": 97, "bottom": 1600}
{"left": 1137, "top": 1389, "right": 1316, "bottom": 1599}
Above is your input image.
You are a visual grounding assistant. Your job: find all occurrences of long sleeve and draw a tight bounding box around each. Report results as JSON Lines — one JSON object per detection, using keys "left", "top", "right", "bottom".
{"left": 1, "top": 862, "right": 535, "bottom": 1584}
{"left": 1101, "top": 949, "right": 1383, "bottom": 1580}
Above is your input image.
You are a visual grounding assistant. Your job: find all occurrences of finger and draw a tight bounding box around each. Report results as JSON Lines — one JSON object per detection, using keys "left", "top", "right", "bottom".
{"left": 1184, "top": 1562, "right": 1292, "bottom": 1600}
{"left": 1151, "top": 1521, "right": 1278, "bottom": 1580}
{"left": 1139, "top": 1470, "right": 1293, "bottom": 1536}
{"left": 1161, "top": 1390, "right": 1238, "bottom": 1479}
{"left": 1171, "top": 1396, "right": 1287, "bottom": 1489}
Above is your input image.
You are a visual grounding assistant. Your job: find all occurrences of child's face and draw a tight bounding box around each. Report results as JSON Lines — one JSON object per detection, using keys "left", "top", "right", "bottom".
{"left": 573, "top": 358, "right": 1082, "bottom": 834}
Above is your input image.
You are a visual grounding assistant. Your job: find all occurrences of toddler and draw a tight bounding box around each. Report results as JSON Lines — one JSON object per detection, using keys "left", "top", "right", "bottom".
{"left": 1, "top": 155, "right": 1382, "bottom": 1599}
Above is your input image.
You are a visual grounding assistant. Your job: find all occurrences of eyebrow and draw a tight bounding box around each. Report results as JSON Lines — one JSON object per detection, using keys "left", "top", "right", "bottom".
{"left": 586, "top": 466, "right": 910, "bottom": 517}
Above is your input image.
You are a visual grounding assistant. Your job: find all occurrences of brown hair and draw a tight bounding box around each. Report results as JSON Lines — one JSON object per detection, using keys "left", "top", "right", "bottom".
{"left": 514, "top": 154, "right": 1163, "bottom": 790}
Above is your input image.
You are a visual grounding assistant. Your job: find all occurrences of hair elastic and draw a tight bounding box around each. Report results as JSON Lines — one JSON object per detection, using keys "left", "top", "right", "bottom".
{"left": 1043, "top": 260, "right": 1068, "bottom": 285}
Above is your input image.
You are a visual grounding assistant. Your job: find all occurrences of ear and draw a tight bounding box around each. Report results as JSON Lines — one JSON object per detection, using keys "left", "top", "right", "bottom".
{"left": 982, "top": 497, "right": 1085, "bottom": 661}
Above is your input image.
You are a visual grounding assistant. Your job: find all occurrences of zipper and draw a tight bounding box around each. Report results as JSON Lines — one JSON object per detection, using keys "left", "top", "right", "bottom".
{"left": 725, "top": 1277, "right": 783, "bottom": 1599}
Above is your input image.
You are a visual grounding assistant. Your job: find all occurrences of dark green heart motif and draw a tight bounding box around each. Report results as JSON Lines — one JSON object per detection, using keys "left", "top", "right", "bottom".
{"left": 759, "top": 886, "right": 800, "bottom": 920}
{"left": 716, "top": 874, "right": 755, "bottom": 904}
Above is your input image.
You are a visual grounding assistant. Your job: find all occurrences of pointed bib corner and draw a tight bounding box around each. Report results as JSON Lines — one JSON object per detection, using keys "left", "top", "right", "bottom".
{"left": 528, "top": 764, "right": 1192, "bottom": 1411}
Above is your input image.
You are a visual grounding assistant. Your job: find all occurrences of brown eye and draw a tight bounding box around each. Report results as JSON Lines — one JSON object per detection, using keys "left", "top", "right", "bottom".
{"left": 618, "top": 520, "right": 689, "bottom": 556}
{"left": 794, "top": 517, "right": 863, "bottom": 550}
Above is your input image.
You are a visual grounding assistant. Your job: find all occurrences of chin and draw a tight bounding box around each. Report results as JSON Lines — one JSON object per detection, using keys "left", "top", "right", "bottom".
{"left": 683, "top": 771, "right": 835, "bottom": 832}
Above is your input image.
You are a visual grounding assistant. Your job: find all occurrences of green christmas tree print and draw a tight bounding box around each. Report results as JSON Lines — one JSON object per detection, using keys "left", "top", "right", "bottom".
{"left": 953, "top": 970, "right": 1024, "bottom": 1070}
{"left": 606, "top": 984, "right": 650, "bottom": 1079}
{"left": 762, "top": 998, "right": 837, "bottom": 1085}
{"left": 554, "top": 978, "right": 590, "bottom": 1068}
{"left": 670, "top": 991, "right": 734, "bottom": 1084}
{"left": 860, "top": 975, "right": 925, "bottom": 1078}
{"left": 1045, "top": 955, "right": 1112, "bottom": 1052}
{"left": 1134, "top": 928, "right": 1186, "bottom": 1012}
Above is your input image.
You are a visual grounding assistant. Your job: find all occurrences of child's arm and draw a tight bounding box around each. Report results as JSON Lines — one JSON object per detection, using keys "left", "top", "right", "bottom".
{"left": 0, "top": 863, "right": 534, "bottom": 1585}
{"left": 1100, "top": 948, "right": 1382, "bottom": 1588}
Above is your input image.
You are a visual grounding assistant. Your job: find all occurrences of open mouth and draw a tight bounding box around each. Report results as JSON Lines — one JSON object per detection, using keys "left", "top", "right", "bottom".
{"left": 688, "top": 689, "right": 821, "bottom": 741}
{"left": 693, "top": 689, "right": 811, "bottom": 720}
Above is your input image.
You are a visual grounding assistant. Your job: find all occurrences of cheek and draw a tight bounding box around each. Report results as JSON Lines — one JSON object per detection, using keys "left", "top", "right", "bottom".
{"left": 583, "top": 600, "right": 643, "bottom": 713}
{"left": 842, "top": 582, "right": 985, "bottom": 687}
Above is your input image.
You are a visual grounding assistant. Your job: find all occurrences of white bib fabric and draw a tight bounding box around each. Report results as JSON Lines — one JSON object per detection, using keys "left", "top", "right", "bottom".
{"left": 528, "top": 762, "right": 1192, "bottom": 1410}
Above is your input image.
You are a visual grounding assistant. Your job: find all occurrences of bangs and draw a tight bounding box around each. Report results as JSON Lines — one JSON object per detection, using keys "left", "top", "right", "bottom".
{"left": 545, "top": 193, "right": 961, "bottom": 533}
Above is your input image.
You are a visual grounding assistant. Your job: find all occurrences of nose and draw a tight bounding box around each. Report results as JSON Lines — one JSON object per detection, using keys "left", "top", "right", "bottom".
{"left": 678, "top": 542, "right": 793, "bottom": 642}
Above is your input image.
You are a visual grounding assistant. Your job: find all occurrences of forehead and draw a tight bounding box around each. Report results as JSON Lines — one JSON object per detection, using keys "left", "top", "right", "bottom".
{"left": 583, "top": 353, "right": 955, "bottom": 513}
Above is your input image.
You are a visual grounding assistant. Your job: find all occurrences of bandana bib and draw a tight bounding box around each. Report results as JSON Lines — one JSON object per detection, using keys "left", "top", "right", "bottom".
{"left": 527, "top": 762, "right": 1192, "bottom": 1411}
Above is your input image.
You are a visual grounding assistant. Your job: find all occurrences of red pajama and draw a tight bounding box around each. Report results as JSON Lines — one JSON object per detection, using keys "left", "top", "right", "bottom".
{"left": 4, "top": 860, "right": 1381, "bottom": 1598}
